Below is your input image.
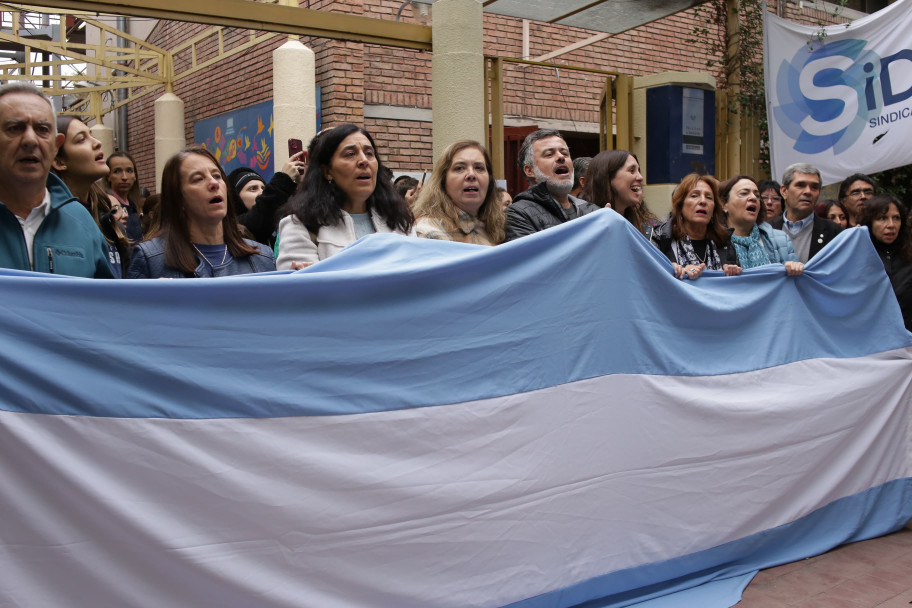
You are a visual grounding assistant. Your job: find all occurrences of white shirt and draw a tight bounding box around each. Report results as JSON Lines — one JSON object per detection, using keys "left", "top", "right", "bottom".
{"left": 14, "top": 189, "right": 52, "bottom": 270}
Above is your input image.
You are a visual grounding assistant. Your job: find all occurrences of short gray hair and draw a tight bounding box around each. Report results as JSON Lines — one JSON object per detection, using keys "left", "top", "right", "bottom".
{"left": 518, "top": 128, "right": 565, "bottom": 170}
{"left": 0, "top": 82, "right": 56, "bottom": 125}
{"left": 782, "top": 163, "right": 820, "bottom": 188}
{"left": 572, "top": 156, "right": 591, "bottom": 190}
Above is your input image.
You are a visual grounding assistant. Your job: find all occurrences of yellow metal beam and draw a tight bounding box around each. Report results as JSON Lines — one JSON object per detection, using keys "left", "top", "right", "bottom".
{"left": 488, "top": 57, "right": 504, "bottom": 180}
{"left": 18, "top": 0, "right": 433, "bottom": 50}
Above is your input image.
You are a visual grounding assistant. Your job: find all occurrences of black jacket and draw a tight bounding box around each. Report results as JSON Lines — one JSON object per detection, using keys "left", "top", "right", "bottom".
{"left": 505, "top": 182, "right": 600, "bottom": 241}
{"left": 647, "top": 219, "right": 739, "bottom": 268}
{"left": 873, "top": 239, "right": 912, "bottom": 332}
{"left": 238, "top": 171, "right": 297, "bottom": 246}
{"left": 767, "top": 214, "right": 842, "bottom": 260}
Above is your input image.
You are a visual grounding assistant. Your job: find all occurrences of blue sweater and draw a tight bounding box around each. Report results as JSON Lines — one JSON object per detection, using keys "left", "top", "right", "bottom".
{"left": 757, "top": 221, "right": 797, "bottom": 264}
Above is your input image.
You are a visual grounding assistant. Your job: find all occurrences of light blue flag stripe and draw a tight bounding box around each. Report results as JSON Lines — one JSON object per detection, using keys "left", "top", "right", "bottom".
{"left": 0, "top": 210, "right": 908, "bottom": 419}
{"left": 503, "top": 477, "right": 912, "bottom": 608}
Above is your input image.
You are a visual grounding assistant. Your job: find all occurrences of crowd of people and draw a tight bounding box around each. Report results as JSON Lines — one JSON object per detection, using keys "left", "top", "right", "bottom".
{"left": 1, "top": 82, "right": 909, "bottom": 329}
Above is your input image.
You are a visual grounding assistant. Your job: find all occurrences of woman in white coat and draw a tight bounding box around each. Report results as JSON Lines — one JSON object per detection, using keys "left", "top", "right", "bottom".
{"left": 276, "top": 124, "right": 414, "bottom": 269}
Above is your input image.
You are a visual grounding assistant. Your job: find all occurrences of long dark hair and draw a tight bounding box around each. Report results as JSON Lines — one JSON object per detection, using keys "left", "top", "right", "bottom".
{"left": 815, "top": 199, "right": 849, "bottom": 224}
{"left": 579, "top": 149, "right": 656, "bottom": 234}
{"left": 861, "top": 195, "right": 912, "bottom": 262}
{"left": 286, "top": 124, "right": 412, "bottom": 234}
{"left": 159, "top": 146, "right": 258, "bottom": 274}
{"left": 671, "top": 173, "right": 730, "bottom": 245}
{"left": 52, "top": 116, "right": 132, "bottom": 274}
{"left": 52, "top": 116, "right": 109, "bottom": 213}
{"left": 105, "top": 150, "right": 142, "bottom": 209}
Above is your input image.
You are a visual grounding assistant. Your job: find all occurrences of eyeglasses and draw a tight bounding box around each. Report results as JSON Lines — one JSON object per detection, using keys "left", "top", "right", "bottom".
{"left": 848, "top": 188, "right": 874, "bottom": 197}
{"left": 761, "top": 195, "right": 782, "bottom": 203}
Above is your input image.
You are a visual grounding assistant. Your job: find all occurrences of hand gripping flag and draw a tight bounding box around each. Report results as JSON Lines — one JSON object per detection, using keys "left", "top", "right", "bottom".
{"left": 1, "top": 210, "right": 910, "bottom": 607}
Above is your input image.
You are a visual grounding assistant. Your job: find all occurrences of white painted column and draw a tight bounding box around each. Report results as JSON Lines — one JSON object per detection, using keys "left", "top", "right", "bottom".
{"left": 154, "top": 92, "right": 186, "bottom": 191}
{"left": 90, "top": 123, "right": 115, "bottom": 160}
{"left": 431, "top": 0, "right": 485, "bottom": 161}
{"left": 273, "top": 40, "right": 316, "bottom": 171}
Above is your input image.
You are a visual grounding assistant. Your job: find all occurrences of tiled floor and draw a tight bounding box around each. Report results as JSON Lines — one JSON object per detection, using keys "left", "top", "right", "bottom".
{"left": 737, "top": 519, "right": 912, "bottom": 607}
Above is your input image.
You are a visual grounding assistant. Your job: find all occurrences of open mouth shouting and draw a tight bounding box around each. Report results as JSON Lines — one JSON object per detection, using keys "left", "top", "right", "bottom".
{"left": 17, "top": 153, "right": 41, "bottom": 166}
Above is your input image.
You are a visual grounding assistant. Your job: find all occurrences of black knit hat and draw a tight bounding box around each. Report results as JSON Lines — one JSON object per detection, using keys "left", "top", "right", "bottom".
{"left": 227, "top": 167, "right": 264, "bottom": 195}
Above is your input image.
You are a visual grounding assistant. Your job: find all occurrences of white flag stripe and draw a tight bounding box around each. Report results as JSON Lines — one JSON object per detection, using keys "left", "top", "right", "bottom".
{"left": 2, "top": 349, "right": 910, "bottom": 608}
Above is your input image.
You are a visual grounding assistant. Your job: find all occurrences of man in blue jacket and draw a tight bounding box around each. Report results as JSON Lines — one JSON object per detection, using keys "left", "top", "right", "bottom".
{"left": 0, "top": 83, "right": 114, "bottom": 278}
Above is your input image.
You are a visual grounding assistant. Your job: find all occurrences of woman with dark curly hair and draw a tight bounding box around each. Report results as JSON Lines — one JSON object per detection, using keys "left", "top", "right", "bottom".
{"left": 649, "top": 173, "right": 741, "bottom": 280}
{"left": 276, "top": 124, "right": 414, "bottom": 269}
{"left": 860, "top": 195, "right": 912, "bottom": 331}
{"left": 412, "top": 140, "right": 504, "bottom": 245}
{"left": 579, "top": 149, "right": 657, "bottom": 235}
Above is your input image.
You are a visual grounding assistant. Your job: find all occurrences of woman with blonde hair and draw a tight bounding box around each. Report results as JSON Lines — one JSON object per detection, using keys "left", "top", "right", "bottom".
{"left": 412, "top": 140, "right": 505, "bottom": 245}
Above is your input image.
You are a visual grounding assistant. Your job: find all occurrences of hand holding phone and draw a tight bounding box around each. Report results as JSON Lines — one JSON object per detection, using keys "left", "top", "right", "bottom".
{"left": 288, "top": 138, "right": 303, "bottom": 158}
{"left": 284, "top": 139, "right": 308, "bottom": 183}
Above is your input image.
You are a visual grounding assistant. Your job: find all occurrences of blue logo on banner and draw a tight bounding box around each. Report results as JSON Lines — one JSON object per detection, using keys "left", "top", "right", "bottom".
{"left": 774, "top": 39, "right": 912, "bottom": 154}
{"left": 774, "top": 40, "right": 876, "bottom": 154}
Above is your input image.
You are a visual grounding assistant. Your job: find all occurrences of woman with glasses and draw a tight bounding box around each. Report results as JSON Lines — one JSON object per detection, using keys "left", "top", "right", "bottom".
{"left": 758, "top": 179, "right": 783, "bottom": 221}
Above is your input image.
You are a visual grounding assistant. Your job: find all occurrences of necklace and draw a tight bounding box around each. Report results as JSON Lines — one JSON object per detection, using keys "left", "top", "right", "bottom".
{"left": 687, "top": 236, "right": 708, "bottom": 264}
{"left": 192, "top": 243, "right": 228, "bottom": 267}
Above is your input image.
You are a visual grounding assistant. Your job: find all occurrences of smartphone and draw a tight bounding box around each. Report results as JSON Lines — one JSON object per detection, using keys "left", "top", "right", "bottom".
{"left": 288, "top": 138, "right": 303, "bottom": 158}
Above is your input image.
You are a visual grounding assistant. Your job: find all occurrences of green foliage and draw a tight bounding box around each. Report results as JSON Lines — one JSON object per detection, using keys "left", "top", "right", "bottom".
{"left": 809, "top": 0, "right": 851, "bottom": 49}
{"left": 686, "top": 0, "right": 770, "bottom": 174}
{"left": 872, "top": 165, "right": 912, "bottom": 202}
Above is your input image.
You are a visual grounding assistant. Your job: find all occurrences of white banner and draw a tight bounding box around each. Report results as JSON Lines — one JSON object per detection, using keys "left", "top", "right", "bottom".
{"left": 765, "top": 0, "right": 912, "bottom": 185}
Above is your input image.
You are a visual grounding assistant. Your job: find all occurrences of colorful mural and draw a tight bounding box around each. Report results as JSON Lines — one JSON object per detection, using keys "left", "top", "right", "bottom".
{"left": 194, "top": 100, "right": 276, "bottom": 181}
{"left": 193, "top": 91, "right": 322, "bottom": 183}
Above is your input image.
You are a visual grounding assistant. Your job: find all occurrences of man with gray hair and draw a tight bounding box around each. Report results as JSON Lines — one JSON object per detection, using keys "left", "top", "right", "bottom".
{"left": 505, "top": 129, "right": 599, "bottom": 241}
{"left": 0, "top": 82, "right": 113, "bottom": 277}
{"left": 767, "top": 162, "right": 841, "bottom": 263}
{"left": 570, "top": 156, "right": 591, "bottom": 198}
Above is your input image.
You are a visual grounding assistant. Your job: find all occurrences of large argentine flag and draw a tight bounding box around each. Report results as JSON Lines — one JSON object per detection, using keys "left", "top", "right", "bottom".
{"left": 1, "top": 210, "right": 910, "bottom": 608}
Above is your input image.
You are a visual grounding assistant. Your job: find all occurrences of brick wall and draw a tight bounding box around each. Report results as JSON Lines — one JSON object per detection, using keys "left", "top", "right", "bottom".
{"left": 125, "top": 0, "right": 846, "bottom": 188}
{"left": 366, "top": 117, "right": 433, "bottom": 172}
